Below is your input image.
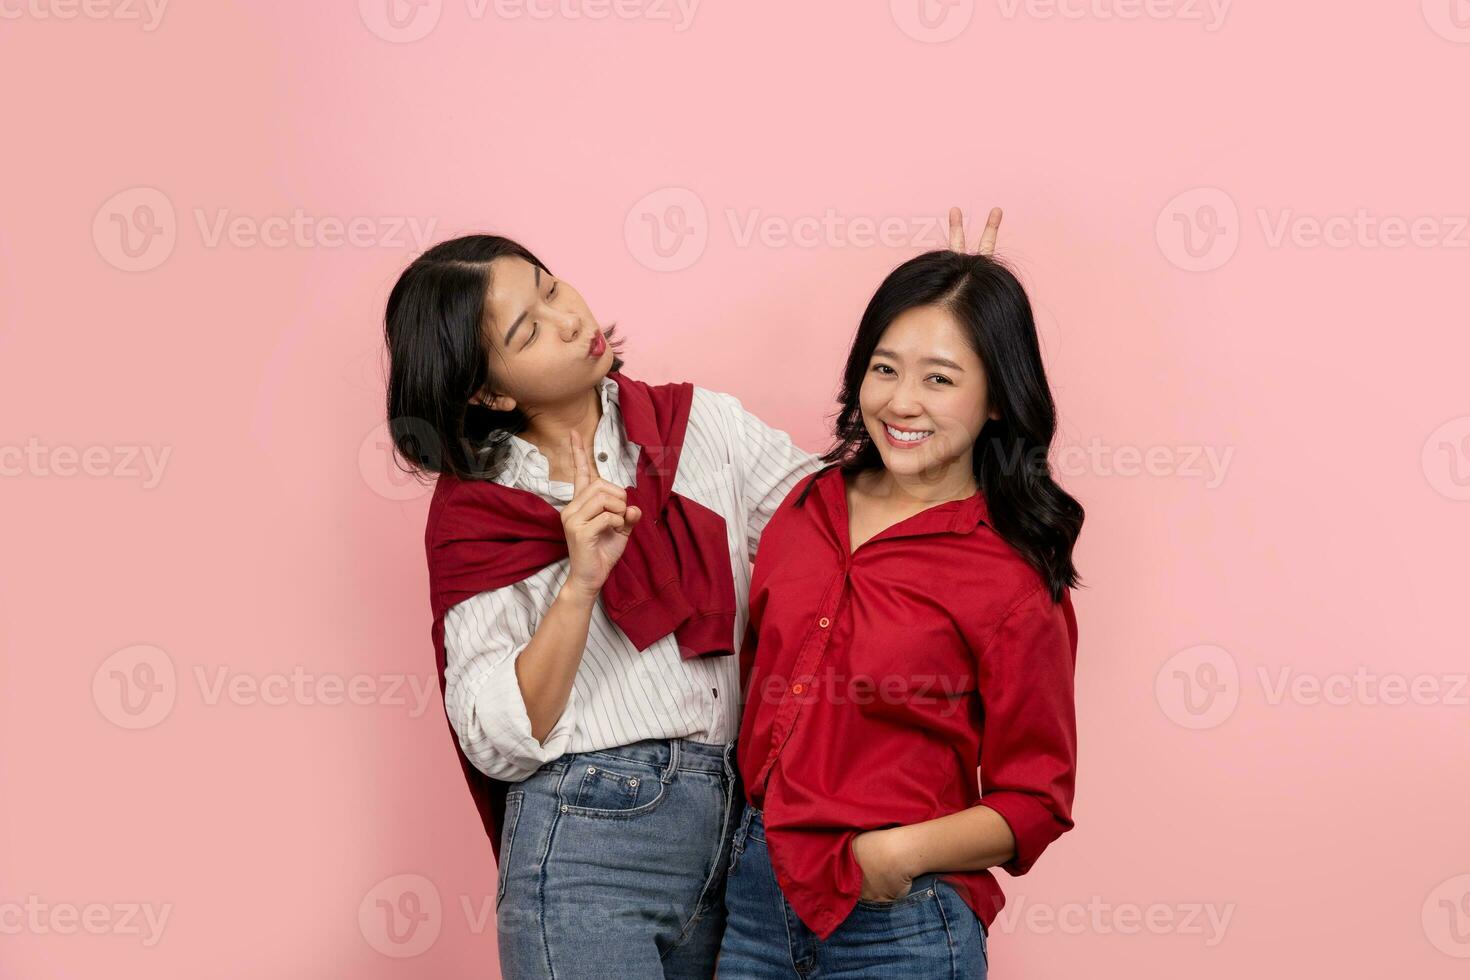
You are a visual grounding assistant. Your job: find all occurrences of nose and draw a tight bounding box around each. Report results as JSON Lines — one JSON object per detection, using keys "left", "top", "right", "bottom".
{"left": 887, "top": 378, "right": 923, "bottom": 416}
{"left": 555, "top": 312, "right": 581, "bottom": 341}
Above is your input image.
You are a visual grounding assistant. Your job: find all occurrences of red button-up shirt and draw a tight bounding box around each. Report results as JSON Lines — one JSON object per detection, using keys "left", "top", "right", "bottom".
{"left": 736, "top": 464, "right": 1079, "bottom": 940}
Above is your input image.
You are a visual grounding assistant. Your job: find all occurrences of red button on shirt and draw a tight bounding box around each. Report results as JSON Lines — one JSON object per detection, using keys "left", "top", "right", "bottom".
{"left": 735, "top": 465, "right": 1079, "bottom": 940}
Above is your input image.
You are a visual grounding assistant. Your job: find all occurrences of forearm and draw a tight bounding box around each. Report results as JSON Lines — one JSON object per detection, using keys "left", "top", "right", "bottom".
{"left": 890, "top": 805, "right": 1019, "bottom": 878}
{"left": 515, "top": 584, "right": 596, "bottom": 743}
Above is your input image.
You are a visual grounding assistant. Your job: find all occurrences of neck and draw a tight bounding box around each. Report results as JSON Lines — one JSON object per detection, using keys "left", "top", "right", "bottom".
{"left": 870, "top": 455, "right": 978, "bottom": 507}
{"left": 522, "top": 383, "right": 603, "bottom": 474}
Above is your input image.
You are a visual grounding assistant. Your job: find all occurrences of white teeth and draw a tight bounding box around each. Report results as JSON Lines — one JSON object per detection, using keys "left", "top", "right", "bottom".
{"left": 885, "top": 424, "right": 932, "bottom": 443}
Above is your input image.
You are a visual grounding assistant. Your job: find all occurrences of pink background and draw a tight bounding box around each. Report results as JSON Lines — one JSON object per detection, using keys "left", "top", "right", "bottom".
{"left": 3, "top": 1, "right": 1468, "bottom": 977}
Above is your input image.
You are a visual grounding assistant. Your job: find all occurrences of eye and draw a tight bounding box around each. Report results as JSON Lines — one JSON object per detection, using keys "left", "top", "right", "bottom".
{"left": 548, "top": 282, "right": 558, "bottom": 299}
{"left": 927, "top": 374, "right": 953, "bottom": 385}
{"left": 871, "top": 364, "right": 896, "bottom": 376}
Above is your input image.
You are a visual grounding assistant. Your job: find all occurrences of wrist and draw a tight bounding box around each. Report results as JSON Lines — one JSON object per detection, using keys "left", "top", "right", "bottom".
{"left": 884, "top": 825, "right": 927, "bottom": 878}
{"left": 555, "top": 582, "right": 598, "bottom": 612}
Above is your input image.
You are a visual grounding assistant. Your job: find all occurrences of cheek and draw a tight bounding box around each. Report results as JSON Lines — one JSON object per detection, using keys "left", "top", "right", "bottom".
{"left": 934, "top": 391, "right": 987, "bottom": 436}
{"left": 506, "top": 350, "right": 565, "bottom": 398}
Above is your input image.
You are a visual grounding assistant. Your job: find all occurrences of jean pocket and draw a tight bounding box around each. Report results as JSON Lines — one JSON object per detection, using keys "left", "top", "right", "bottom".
{"left": 496, "top": 790, "right": 525, "bottom": 910}
{"left": 854, "top": 872, "right": 943, "bottom": 911}
{"left": 559, "top": 760, "right": 667, "bottom": 819}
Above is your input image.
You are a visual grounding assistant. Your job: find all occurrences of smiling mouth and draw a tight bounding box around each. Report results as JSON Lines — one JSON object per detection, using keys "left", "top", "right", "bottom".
{"left": 882, "top": 422, "right": 934, "bottom": 447}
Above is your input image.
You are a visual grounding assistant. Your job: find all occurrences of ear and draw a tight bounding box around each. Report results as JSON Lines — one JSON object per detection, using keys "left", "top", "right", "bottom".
{"left": 472, "top": 389, "right": 517, "bottom": 413}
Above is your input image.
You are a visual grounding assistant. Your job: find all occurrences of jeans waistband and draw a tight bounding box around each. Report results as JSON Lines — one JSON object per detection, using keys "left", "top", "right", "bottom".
{"left": 566, "top": 736, "right": 735, "bottom": 776}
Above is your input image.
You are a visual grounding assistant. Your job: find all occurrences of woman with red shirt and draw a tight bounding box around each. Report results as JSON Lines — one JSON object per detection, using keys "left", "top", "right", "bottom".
{"left": 718, "top": 248, "right": 1084, "bottom": 978}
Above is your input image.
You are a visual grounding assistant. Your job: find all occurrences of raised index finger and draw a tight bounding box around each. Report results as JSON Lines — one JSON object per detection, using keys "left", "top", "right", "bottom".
{"left": 948, "top": 206, "right": 965, "bottom": 252}
{"left": 976, "top": 206, "right": 1003, "bottom": 256}
{"left": 570, "top": 430, "right": 590, "bottom": 495}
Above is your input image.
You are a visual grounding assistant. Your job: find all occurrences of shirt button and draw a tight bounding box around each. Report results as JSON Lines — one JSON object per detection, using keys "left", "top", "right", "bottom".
{"left": 791, "top": 683, "right": 804, "bottom": 695}
{"left": 818, "top": 617, "right": 830, "bottom": 628}
{"left": 597, "top": 452, "right": 608, "bottom": 462}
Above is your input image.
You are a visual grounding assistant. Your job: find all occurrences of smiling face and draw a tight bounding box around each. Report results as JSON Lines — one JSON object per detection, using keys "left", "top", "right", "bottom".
{"left": 858, "top": 303, "right": 999, "bottom": 488}
{"left": 475, "top": 255, "right": 612, "bottom": 413}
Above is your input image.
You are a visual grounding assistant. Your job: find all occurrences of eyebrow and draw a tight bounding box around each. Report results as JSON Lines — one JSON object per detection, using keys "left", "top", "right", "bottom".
{"left": 872, "top": 347, "right": 966, "bottom": 372}
{"left": 502, "top": 266, "right": 541, "bottom": 348}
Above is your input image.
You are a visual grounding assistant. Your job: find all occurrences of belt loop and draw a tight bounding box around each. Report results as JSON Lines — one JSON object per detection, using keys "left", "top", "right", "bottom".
{"left": 735, "top": 799, "right": 757, "bottom": 853}
{"left": 726, "top": 797, "right": 750, "bottom": 874}
{"left": 662, "top": 738, "right": 681, "bottom": 783}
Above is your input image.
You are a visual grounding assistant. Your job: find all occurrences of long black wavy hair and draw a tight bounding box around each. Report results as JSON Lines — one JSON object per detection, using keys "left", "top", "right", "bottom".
{"left": 383, "top": 235, "right": 625, "bottom": 482}
{"left": 806, "top": 250, "right": 1083, "bottom": 600}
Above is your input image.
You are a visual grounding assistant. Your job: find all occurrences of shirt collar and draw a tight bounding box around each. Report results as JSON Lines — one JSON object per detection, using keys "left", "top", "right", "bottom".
{"left": 496, "top": 374, "right": 623, "bottom": 490}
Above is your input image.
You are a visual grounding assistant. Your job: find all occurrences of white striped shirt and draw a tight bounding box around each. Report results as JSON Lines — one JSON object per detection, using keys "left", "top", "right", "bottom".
{"left": 442, "top": 375, "right": 824, "bottom": 782}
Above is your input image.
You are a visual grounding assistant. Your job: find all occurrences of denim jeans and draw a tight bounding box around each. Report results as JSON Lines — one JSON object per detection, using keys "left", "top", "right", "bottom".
{"left": 495, "top": 736, "right": 741, "bottom": 979}
{"left": 717, "top": 804, "right": 989, "bottom": 979}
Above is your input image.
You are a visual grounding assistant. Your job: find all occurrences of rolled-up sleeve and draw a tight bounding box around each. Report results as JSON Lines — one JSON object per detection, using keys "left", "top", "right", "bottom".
{"left": 442, "top": 585, "right": 578, "bottom": 782}
{"left": 711, "top": 390, "right": 824, "bottom": 563}
{"left": 974, "top": 584, "right": 1079, "bottom": 876}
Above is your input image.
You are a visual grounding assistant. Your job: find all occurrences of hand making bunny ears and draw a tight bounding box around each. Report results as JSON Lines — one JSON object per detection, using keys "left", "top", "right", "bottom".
{"left": 948, "top": 205, "right": 1003, "bottom": 256}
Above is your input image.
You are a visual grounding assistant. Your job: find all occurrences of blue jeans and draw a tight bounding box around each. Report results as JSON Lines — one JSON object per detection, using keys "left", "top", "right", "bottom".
{"left": 718, "top": 805, "right": 989, "bottom": 979}
{"left": 495, "top": 736, "right": 741, "bottom": 979}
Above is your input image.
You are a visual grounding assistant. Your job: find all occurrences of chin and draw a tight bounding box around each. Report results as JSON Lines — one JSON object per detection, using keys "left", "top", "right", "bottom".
{"left": 882, "top": 455, "right": 931, "bottom": 477}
